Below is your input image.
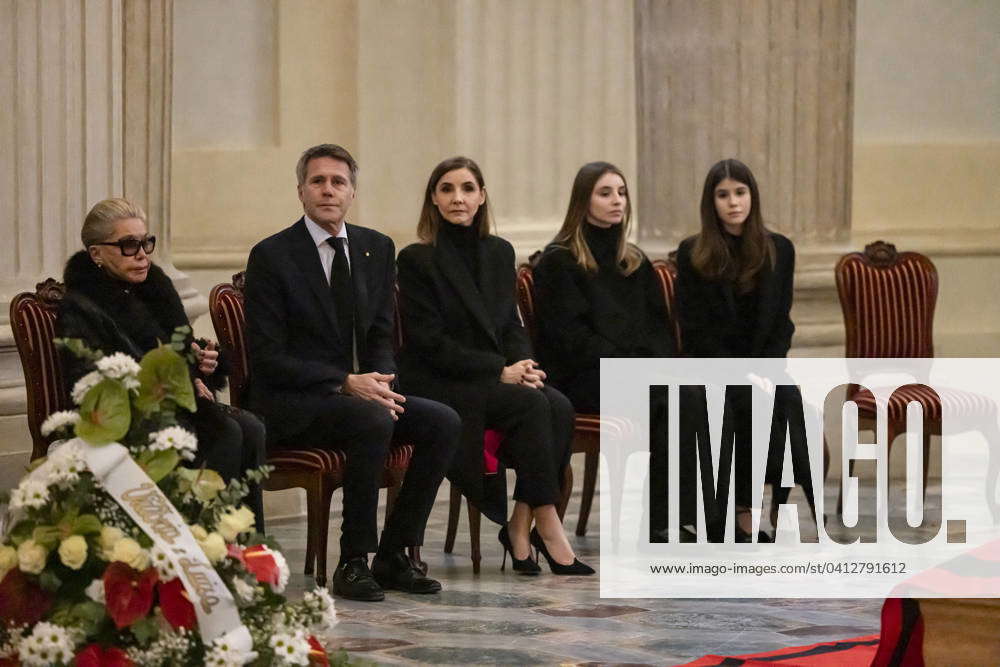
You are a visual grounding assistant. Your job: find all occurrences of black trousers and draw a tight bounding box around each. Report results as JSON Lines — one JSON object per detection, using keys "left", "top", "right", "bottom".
{"left": 484, "top": 383, "right": 574, "bottom": 510}
{"left": 282, "top": 394, "right": 460, "bottom": 556}
{"left": 193, "top": 404, "right": 267, "bottom": 533}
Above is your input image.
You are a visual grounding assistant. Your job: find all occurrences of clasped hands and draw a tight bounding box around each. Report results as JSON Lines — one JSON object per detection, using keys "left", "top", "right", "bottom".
{"left": 343, "top": 372, "right": 406, "bottom": 421}
{"left": 191, "top": 341, "right": 220, "bottom": 402}
{"left": 501, "top": 359, "right": 546, "bottom": 388}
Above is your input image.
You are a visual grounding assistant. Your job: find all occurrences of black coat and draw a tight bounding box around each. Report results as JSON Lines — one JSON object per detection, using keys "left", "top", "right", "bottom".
{"left": 532, "top": 244, "right": 675, "bottom": 412}
{"left": 396, "top": 233, "right": 534, "bottom": 523}
{"left": 675, "top": 232, "right": 795, "bottom": 358}
{"left": 56, "top": 251, "right": 227, "bottom": 392}
{"left": 243, "top": 218, "right": 397, "bottom": 444}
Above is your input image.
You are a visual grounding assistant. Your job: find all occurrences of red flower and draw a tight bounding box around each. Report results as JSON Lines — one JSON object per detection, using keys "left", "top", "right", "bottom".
{"left": 75, "top": 644, "right": 135, "bottom": 667}
{"left": 226, "top": 542, "right": 245, "bottom": 566}
{"left": 0, "top": 568, "right": 52, "bottom": 626}
{"left": 242, "top": 544, "right": 279, "bottom": 587}
{"left": 103, "top": 562, "right": 158, "bottom": 629}
{"left": 157, "top": 577, "right": 197, "bottom": 630}
{"left": 307, "top": 636, "right": 329, "bottom": 667}
{"left": 0, "top": 656, "right": 20, "bottom": 667}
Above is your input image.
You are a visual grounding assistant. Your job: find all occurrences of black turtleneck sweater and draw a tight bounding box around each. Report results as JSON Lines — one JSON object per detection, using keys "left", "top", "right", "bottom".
{"left": 439, "top": 219, "right": 481, "bottom": 288}
{"left": 531, "top": 223, "right": 675, "bottom": 412}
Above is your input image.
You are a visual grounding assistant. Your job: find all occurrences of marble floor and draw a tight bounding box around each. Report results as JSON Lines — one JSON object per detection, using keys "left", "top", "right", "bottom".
{"left": 269, "top": 460, "right": 884, "bottom": 666}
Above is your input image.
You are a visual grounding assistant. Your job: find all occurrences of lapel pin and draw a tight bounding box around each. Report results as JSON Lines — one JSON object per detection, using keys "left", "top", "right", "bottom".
{"left": 365, "top": 251, "right": 370, "bottom": 257}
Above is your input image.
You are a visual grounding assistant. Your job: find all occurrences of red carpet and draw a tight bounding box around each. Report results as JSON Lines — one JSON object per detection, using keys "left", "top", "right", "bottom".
{"left": 674, "top": 634, "right": 880, "bottom": 666}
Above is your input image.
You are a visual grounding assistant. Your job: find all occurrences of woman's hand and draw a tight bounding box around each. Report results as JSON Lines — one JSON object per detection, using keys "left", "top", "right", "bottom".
{"left": 501, "top": 359, "right": 546, "bottom": 388}
{"left": 193, "top": 378, "right": 215, "bottom": 402}
{"left": 192, "top": 341, "right": 219, "bottom": 375}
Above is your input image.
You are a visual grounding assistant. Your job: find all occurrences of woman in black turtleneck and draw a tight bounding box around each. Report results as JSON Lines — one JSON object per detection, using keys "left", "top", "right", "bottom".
{"left": 533, "top": 162, "right": 676, "bottom": 414}
{"left": 57, "top": 197, "right": 266, "bottom": 531}
{"left": 397, "top": 157, "right": 593, "bottom": 576}
{"left": 675, "top": 159, "right": 795, "bottom": 542}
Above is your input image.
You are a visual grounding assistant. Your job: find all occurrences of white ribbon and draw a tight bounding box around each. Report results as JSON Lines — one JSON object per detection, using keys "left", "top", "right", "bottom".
{"left": 9, "top": 439, "right": 253, "bottom": 655}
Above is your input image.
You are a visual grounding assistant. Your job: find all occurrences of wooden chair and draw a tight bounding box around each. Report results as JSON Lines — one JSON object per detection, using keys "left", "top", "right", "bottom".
{"left": 835, "top": 240, "right": 997, "bottom": 513}
{"left": 10, "top": 279, "right": 70, "bottom": 462}
{"left": 209, "top": 272, "right": 415, "bottom": 586}
{"left": 651, "top": 256, "right": 682, "bottom": 355}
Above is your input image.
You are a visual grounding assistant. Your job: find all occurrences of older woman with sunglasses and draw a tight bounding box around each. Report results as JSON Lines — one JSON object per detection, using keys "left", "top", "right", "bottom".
{"left": 56, "top": 198, "right": 266, "bottom": 531}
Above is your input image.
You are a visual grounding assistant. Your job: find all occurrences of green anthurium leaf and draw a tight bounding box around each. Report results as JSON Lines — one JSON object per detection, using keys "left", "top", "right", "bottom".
{"left": 32, "top": 524, "right": 61, "bottom": 549}
{"left": 138, "top": 448, "right": 180, "bottom": 483}
{"left": 8, "top": 520, "right": 35, "bottom": 545}
{"left": 38, "top": 571, "right": 62, "bottom": 592}
{"left": 176, "top": 467, "right": 226, "bottom": 502}
{"left": 130, "top": 615, "right": 158, "bottom": 646}
{"left": 72, "top": 514, "right": 103, "bottom": 536}
{"left": 71, "top": 600, "right": 107, "bottom": 636}
{"left": 136, "top": 345, "right": 197, "bottom": 414}
{"left": 74, "top": 377, "right": 131, "bottom": 444}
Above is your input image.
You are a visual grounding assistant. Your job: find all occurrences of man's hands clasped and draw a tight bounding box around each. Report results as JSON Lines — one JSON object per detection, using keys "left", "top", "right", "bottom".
{"left": 343, "top": 372, "right": 406, "bottom": 420}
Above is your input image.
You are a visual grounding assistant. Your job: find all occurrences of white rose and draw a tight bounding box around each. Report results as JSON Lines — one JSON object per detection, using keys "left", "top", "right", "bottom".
{"left": 17, "top": 540, "right": 48, "bottom": 574}
{"left": 217, "top": 506, "right": 256, "bottom": 541}
{"left": 85, "top": 578, "right": 106, "bottom": 604}
{"left": 99, "top": 526, "right": 124, "bottom": 560}
{"left": 111, "top": 537, "right": 149, "bottom": 570}
{"left": 199, "top": 532, "right": 227, "bottom": 564}
{"left": 58, "top": 535, "right": 88, "bottom": 570}
{"left": 0, "top": 544, "right": 17, "bottom": 580}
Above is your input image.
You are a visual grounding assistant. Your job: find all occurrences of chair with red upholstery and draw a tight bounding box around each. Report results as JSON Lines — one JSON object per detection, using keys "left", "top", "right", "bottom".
{"left": 835, "top": 240, "right": 998, "bottom": 513}
{"left": 210, "top": 272, "right": 415, "bottom": 586}
{"left": 10, "top": 279, "right": 71, "bottom": 462}
{"left": 651, "top": 256, "right": 682, "bottom": 356}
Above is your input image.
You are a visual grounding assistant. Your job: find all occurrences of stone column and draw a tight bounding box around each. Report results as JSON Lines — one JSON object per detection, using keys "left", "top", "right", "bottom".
{"left": 0, "top": 0, "right": 194, "bottom": 491}
{"left": 634, "top": 0, "right": 855, "bottom": 247}
{"left": 124, "top": 0, "right": 204, "bottom": 314}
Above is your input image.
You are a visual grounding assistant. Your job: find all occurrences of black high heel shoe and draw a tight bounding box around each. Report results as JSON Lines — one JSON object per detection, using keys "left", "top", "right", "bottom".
{"left": 498, "top": 526, "right": 540, "bottom": 575}
{"left": 529, "top": 528, "right": 595, "bottom": 575}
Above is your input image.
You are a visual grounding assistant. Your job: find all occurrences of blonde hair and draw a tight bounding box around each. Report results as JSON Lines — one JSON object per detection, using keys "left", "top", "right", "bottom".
{"left": 81, "top": 198, "right": 147, "bottom": 247}
{"left": 551, "top": 162, "right": 642, "bottom": 275}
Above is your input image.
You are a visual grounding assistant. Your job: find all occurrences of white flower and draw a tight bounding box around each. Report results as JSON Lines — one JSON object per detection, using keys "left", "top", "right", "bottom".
{"left": 10, "top": 479, "right": 49, "bottom": 511}
{"left": 269, "top": 629, "right": 310, "bottom": 666}
{"left": 47, "top": 441, "right": 87, "bottom": 487}
{"left": 150, "top": 544, "right": 176, "bottom": 579}
{"left": 269, "top": 547, "right": 290, "bottom": 594}
{"left": 0, "top": 545, "right": 17, "bottom": 581}
{"left": 204, "top": 634, "right": 258, "bottom": 666}
{"left": 303, "top": 587, "right": 338, "bottom": 631}
{"left": 58, "top": 535, "right": 88, "bottom": 570}
{"left": 217, "top": 506, "right": 256, "bottom": 541}
{"left": 85, "top": 577, "right": 106, "bottom": 604}
{"left": 98, "top": 525, "right": 125, "bottom": 560}
{"left": 40, "top": 410, "right": 80, "bottom": 437}
{"left": 17, "top": 622, "right": 78, "bottom": 666}
{"left": 71, "top": 370, "right": 102, "bottom": 404}
{"left": 95, "top": 352, "right": 141, "bottom": 381}
{"left": 199, "top": 532, "right": 227, "bottom": 564}
{"left": 149, "top": 426, "right": 198, "bottom": 461}
{"left": 231, "top": 576, "right": 257, "bottom": 604}
{"left": 111, "top": 537, "right": 149, "bottom": 570}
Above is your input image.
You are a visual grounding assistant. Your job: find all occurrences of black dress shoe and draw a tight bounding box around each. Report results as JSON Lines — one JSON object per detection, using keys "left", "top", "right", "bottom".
{"left": 331, "top": 557, "right": 385, "bottom": 601}
{"left": 529, "top": 528, "right": 595, "bottom": 576}
{"left": 372, "top": 551, "right": 442, "bottom": 594}
{"left": 498, "top": 526, "right": 540, "bottom": 574}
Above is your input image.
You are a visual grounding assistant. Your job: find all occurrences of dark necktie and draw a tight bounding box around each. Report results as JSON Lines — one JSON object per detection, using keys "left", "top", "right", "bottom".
{"left": 327, "top": 237, "right": 355, "bottom": 354}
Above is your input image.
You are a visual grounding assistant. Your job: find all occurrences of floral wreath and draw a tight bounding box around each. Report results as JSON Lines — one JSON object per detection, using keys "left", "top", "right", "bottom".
{"left": 0, "top": 330, "right": 343, "bottom": 666}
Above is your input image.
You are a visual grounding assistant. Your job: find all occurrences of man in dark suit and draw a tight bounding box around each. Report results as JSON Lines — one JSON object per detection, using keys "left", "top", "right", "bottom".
{"left": 244, "top": 143, "right": 461, "bottom": 601}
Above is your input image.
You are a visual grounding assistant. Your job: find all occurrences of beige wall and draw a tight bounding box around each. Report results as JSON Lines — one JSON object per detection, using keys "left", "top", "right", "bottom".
{"left": 171, "top": 0, "right": 359, "bottom": 268}
{"left": 853, "top": 0, "right": 1000, "bottom": 234}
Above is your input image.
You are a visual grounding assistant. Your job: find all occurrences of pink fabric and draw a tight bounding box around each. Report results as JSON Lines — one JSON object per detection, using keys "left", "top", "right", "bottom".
{"left": 483, "top": 429, "right": 503, "bottom": 475}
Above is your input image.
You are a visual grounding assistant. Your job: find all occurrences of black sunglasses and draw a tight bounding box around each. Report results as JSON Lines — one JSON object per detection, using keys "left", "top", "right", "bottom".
{"left": 94, "top": 235, "right": 156, "bottom": 257}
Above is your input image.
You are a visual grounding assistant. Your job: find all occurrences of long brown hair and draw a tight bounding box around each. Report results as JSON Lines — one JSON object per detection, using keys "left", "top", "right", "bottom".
{"left": 416, "top": 156, "right": 494, "bottom": 244}
{"left": 551, "top": 162, "right": 643, "bottom": 275}
{"left": 691, "top": 158, "right": 774, "bottom": 293}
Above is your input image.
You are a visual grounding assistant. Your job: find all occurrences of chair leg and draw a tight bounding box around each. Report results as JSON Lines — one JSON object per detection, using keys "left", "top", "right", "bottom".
{"left": 303, "top": 482, "right": 317, "bottom": 578}
{"left": 467, "top": 497, "right": 481, "bottom": 575}
{"left": 444, "top": 483, "right": 461, "bottom": 554}
{"left": 408, "top": 546, "right": 427, "bottom": 575}
{"left": 315, "top": 475, "right": 336, "bottom": 587}
{"left": 576, "top": 445, "right": 599, "bottom": 536}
